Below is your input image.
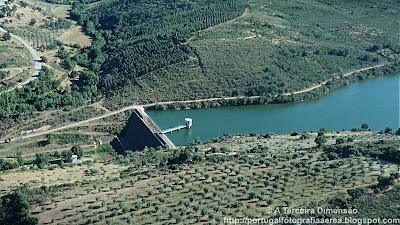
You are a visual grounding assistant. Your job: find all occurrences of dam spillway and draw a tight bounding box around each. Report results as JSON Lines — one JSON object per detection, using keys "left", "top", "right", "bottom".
{"left": 111, "top": 108, "right": 176, "bottom": 153}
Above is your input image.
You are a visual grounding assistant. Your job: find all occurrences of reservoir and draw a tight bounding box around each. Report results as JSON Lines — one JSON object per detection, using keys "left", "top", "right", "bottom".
{"left": 147, "top": 74, "right": 400, "bottom": 146}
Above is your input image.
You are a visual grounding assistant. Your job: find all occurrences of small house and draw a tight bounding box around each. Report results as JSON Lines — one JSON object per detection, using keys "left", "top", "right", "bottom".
{"left": 72, "top": 155, "right": 78, "bottom": 164}
{"left": 0, "top": 0, "right": 7, "bottom": 7}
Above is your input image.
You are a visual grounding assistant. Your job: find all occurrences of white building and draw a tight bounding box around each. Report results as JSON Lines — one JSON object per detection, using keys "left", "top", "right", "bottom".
{"left": 185, "top": 118, "right": 192, "bottom": 129}
{"left": 72, "top": 155, "right": 78, "bottom": 164}
{"left": 0, "top": 0, "right": 7, "bottom": 7}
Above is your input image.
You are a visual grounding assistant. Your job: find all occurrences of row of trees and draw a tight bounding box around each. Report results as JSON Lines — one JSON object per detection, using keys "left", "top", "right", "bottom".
{"left": 16, "top": 127, "right": 398, "bottom": 224}
{"left": 9, "top": 28, "right": 56, "bottom": 50}
{"left": 69, "top": 140, "right": 386, "bottom": 223}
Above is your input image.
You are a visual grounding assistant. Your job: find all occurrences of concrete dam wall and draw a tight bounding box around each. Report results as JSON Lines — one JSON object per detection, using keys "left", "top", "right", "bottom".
{"left": 111, "top": 108, "right": 175, "bottom": 153}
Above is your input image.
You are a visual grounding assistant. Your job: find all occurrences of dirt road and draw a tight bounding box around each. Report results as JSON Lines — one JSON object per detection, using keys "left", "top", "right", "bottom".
{"left": 283, "top": 64, "right": 385, "bottom": 96}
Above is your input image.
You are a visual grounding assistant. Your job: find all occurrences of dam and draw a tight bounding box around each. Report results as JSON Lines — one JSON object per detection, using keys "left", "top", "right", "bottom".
{"left": 111, "top": 108, "right": 177, "bottom": 153}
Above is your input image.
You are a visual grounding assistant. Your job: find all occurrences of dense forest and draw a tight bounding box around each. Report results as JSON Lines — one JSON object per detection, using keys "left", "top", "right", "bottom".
{"left": 70, "top": 0, "right": 247, "bottom": 92}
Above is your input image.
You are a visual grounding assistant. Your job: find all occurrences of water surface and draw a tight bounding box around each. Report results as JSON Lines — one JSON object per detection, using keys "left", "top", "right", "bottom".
{"left": 148, "top": 74, "right": 400, "bottom": 146}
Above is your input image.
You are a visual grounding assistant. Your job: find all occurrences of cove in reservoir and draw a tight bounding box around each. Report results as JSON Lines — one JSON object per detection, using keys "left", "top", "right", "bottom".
{"left": 147, "top": 74, "right": 400, "bottom": 146}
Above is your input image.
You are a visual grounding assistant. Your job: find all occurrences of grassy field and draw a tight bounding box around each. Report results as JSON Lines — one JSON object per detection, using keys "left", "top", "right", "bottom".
{"left": 51, "top": 4, "right": 92, "bottom": 47}
{"left": 0, "top": 131, "right": 399, "bottom": 224}
{"left": 0, "top": 38, "right": 32, "bottom": 68}
{"left": 190, "top": 0, "right": 398, "bottom": 94}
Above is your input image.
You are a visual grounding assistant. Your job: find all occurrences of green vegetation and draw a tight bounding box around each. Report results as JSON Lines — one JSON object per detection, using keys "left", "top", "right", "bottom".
{"left": 0, "top": 0, "right": 398, "bottom": 122}
{"left": 0, "top": 185, "right": 38, "bottom": 225}
{"left": 316, "top": 186, "right": 400, "bottom": 221}
{"left": 6, "top": 28, "right": 56, "bottom": 50}
{"left": 68, "top": 0, "right": 247, "bottom": 105}
{"left": 0, "top": 66, "right": 94, "bottom": 115}
{"left": 0, "top": 131, "right": 398, "bottom": 224}
{"left": 71, "top": 144, "right": 83, "bottom": 159}
{"left": 0, "top": 0, "right": 399, "bottom": 223}
{"left": 1, "top": 32, "right": 11, "bottom": 41}
{"left": 38, "top": 0, "right": 99, "bottom": 4}
{"left": 0, "top": 158, "right": 19, "bottom": 170}
{"left": 0, "top": 2, "right": 398, "bottom": 225}
{"left": 93, "top": 0, "right": 398, "bottom": 108}
{"left": 42, "top": 18, "right": 71, "bottom": 30}
{"left": 35, "top": 152, "right": 50, "bottom": 169}
{"left": 0, "top": 36, "right": 32, "bottom": 71}
{"left": 0, "top": 71, "right": 8, "bottom": 80}
{"left": 0, "top": 3, "right": 17, "bottom": 18}
{"left": 61, "top": 0, "right": 393, "bottom": 109}
{"left": 325, "top": 139, "right": 400, "bottom": 164}
{"left": 47, "top": 134, "right": 90, "bottom": 145}
{"left": 189, "top": 0, "right": 398, "bottom": 98}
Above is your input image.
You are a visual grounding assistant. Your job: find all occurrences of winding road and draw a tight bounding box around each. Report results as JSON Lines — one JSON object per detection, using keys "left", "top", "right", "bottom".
{"left": 0, "top": 27, "right": 42, "bottom": 92}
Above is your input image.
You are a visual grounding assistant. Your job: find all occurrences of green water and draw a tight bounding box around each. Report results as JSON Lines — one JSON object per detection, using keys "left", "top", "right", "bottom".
{"left": 147, "top": 74, "right": 400, "bottom": 146}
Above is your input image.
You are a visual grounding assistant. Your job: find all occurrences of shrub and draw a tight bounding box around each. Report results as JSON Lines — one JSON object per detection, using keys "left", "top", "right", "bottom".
{"left": 377, "top": 175, "right": 396, "bottom": 188}
{"left": 35, "top": 153, "right": 50, "bottom": 169}
{"left": 327, "top": 152, "right": 339, "bottom": 160}
{"left": 347, "top": 187, "right": 367, "bottom": 199}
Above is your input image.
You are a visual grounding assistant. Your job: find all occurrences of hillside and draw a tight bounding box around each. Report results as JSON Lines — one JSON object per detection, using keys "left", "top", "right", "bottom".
{"left": 0, "top": 131, "right": 399, "bottom": 224}
{"left": 82, "top": 0, "right": 399, "bottom": 108}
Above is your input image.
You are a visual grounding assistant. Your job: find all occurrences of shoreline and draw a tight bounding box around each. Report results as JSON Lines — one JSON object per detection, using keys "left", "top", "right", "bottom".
{"left": 282, "top": 64, "right": 385, "bottom": 96}
{"left": 145, "top": 64, "right": 398, "bottom": 110}
{"left": 1, "top": 64, "right": 398, "bottom": 142}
